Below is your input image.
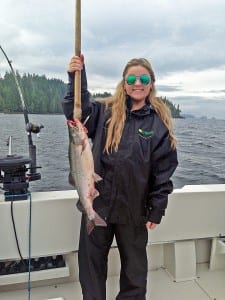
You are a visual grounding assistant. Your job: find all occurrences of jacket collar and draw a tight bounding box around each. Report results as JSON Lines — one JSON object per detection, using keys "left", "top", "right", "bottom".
{"left": 126, "top": 95, "right": 154, "bottom": 117}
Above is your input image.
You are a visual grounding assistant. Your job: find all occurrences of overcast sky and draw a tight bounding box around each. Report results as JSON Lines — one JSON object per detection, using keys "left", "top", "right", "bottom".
{"left": 1, "top": 0, "right": 225, "bottom": 118}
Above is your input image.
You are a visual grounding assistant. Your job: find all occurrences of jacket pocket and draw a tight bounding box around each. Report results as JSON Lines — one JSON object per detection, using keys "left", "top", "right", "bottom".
{"left": 139, "top": 134, "right": 152, "bottom": 155}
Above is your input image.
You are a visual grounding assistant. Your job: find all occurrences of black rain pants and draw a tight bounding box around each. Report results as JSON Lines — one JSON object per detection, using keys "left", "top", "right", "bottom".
{"left": 78, "top": 215, "right": 148, "bottom": 300}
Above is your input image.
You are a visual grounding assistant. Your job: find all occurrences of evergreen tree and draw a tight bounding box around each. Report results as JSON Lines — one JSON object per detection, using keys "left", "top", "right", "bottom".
{"left": 0, "top": 71, "right": 182, "bottom": 118}
{"left": 0, "top": 71, "right": 67, "bottom": 114}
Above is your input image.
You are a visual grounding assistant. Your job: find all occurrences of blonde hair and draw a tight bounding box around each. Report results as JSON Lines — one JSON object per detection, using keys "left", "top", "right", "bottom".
{"left": 101, "top": 58, "right": 176, "bottom": 153}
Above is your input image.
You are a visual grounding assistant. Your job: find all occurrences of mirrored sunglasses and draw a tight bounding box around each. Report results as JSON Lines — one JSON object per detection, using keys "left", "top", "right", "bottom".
{"left": 125, "top": 74, "right": 151, "bottom": 85}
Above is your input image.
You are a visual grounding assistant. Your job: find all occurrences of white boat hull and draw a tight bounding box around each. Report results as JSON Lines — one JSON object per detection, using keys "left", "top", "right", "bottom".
{"left": 0, "top": 184, "right": 225, "bottom": 299}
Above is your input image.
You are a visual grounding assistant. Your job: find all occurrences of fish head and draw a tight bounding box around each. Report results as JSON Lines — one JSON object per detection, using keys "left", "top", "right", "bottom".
{"left": 67, "top": 118, "right": 88, "bottom": 145}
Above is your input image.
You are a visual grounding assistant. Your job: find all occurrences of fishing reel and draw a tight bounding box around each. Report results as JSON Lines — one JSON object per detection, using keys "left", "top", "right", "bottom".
{"left": 26, "top": 122, "right": 44, "bottom": 136}
{"left": 0, "top": 131, "right": 42, "bottom": 201}
{"left": 0, "top": 155, "right": 31, "bottom": 201}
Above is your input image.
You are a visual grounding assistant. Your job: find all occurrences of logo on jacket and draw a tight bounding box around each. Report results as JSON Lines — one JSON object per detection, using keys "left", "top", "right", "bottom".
{"left": 138, "top": 128, "right": 154, "bottom": 139}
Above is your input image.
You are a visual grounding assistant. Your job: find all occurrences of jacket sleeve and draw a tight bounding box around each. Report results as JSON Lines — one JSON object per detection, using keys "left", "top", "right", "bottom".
{"left": 62, "top": 65, "right": 102, "bottom": 139}
{"left": 147, "top": 129, "right": 178, "bottom": 224}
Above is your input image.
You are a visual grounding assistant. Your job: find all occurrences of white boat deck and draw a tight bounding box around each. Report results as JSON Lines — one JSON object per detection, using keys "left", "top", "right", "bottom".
{"left": 0, "top": 263, "right": 225, "bottom": 299}
{"left": 1, "top": 185, "right": 225, "bottom": 299}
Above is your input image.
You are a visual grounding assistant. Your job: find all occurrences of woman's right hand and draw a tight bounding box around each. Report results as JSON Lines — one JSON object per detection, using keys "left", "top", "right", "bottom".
{"left": 68, "top": 54, "right": 84, "bottom": 73}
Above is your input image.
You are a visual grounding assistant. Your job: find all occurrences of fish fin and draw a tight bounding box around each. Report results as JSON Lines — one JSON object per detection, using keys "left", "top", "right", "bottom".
{"left": 68, "top": 172, "right": 76, "bottom": 187}
{"left": 94, "top": 212, "right": 107, "bottom": 227}
{"left": 93, "top": 172, "right": 102, "bottom": 182}
{"left": 86, "top": 213, "right": 107, "bottom": 235}
{"left": 86, "top": 219, "right": 95, "bottom": 235}
{"left": 76, "top": 200, "right": 85, "bottom": 213}
{"left": 91, "top": 188, "right": 99, "bottom": 199}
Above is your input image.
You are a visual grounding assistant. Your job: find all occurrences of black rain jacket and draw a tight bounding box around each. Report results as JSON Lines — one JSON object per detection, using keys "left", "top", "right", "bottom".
{"left": 62, "top": 67, "right": 178, "bottom": 225}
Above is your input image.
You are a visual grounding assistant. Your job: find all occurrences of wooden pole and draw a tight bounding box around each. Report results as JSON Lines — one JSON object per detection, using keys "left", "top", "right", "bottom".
{"left": 73, "top": 0, "right": 81, "bottom": 120}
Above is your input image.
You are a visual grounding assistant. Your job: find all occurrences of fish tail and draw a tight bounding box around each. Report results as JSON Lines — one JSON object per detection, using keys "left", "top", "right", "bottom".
{"left": 94, "top": 212, "right": 107, "bottom": 227}
{"left": 86, "top": 212, "right": 107, "bottom": 235}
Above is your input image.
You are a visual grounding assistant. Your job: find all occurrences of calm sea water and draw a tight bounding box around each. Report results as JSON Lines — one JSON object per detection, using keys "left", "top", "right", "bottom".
{"left": 0, "top": 113, "right": 225, "bottom": 192}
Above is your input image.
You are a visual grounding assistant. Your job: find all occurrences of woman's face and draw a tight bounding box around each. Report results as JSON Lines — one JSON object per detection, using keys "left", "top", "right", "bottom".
{"left": 124, "top": 65, "right": 152, "bottom": 105}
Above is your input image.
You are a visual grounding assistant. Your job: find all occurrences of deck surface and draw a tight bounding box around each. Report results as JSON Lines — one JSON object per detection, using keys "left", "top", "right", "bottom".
{"left": 0, "top": 263, "right": 224, "bottom": 300}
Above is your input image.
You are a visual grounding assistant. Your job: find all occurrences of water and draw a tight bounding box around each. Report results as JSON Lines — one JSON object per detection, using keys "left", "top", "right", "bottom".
{"left": 174, "top": 118, "right": 225, "bottom": 187}
{"left": 0, "top": 113, "right": 225, "bottom": 192}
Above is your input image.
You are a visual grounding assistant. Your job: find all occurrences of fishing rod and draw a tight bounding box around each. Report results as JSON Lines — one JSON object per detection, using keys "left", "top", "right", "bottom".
{"left": 0, "top": 45, "right": 42, "bottom": 181}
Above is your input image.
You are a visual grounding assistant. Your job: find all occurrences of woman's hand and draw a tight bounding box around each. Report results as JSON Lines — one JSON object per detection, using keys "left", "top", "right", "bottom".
{"left": 68, "top": 54, "right": 84, "bottom": 72}
{"left": 146, "top": 221, "right": 157, "bottom": 230}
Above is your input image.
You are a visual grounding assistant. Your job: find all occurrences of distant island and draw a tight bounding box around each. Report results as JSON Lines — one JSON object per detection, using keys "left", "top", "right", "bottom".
{"left": 0, "top": 71, "right": 182, "bottom": 118}
{"left": 181, "top": 114, "right": 220, "bottom": 120}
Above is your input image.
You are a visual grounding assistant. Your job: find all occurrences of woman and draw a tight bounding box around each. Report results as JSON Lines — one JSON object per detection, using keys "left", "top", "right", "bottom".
{"left": 62, "top": 55, "right": 178, "bottom": 300}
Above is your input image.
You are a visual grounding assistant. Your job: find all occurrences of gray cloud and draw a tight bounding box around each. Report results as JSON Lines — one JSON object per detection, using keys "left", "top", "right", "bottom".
{"left": 1, "top": 0, "right": 225, "bottom": 76}
{"left": 1, "top": 0, "right": 225, "bottom": 118}
{"left": 157, "top": 85, "right": 182, "bottom": 92}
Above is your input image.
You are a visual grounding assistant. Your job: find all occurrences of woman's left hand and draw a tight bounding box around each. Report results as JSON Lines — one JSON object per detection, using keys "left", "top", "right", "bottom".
{"left": 146, "top": 221, "right": 157, "bottom": 230}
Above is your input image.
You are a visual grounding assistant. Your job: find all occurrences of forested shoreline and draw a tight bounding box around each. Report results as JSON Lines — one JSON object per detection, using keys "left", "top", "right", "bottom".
{"left": 0, "top": 72, "right": 66, "bottom": 114}
{"left": 0, "top": 72, "right": 182, "bottom": 117}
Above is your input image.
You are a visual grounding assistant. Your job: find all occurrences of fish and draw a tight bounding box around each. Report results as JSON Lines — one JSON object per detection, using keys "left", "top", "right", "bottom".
{"left": 67, "top": 118, "right": 107, "bottom": 234}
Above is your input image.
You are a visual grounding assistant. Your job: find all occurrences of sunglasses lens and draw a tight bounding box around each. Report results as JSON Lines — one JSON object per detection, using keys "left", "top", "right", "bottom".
{"left": 140, "top": 74, "right": 151, "bottom": 85}
{"left": 126, "top": 74, "right": 151, "bottom": 85}
{"left": 126, "top": 75, "right": 136, "bottom": 85}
